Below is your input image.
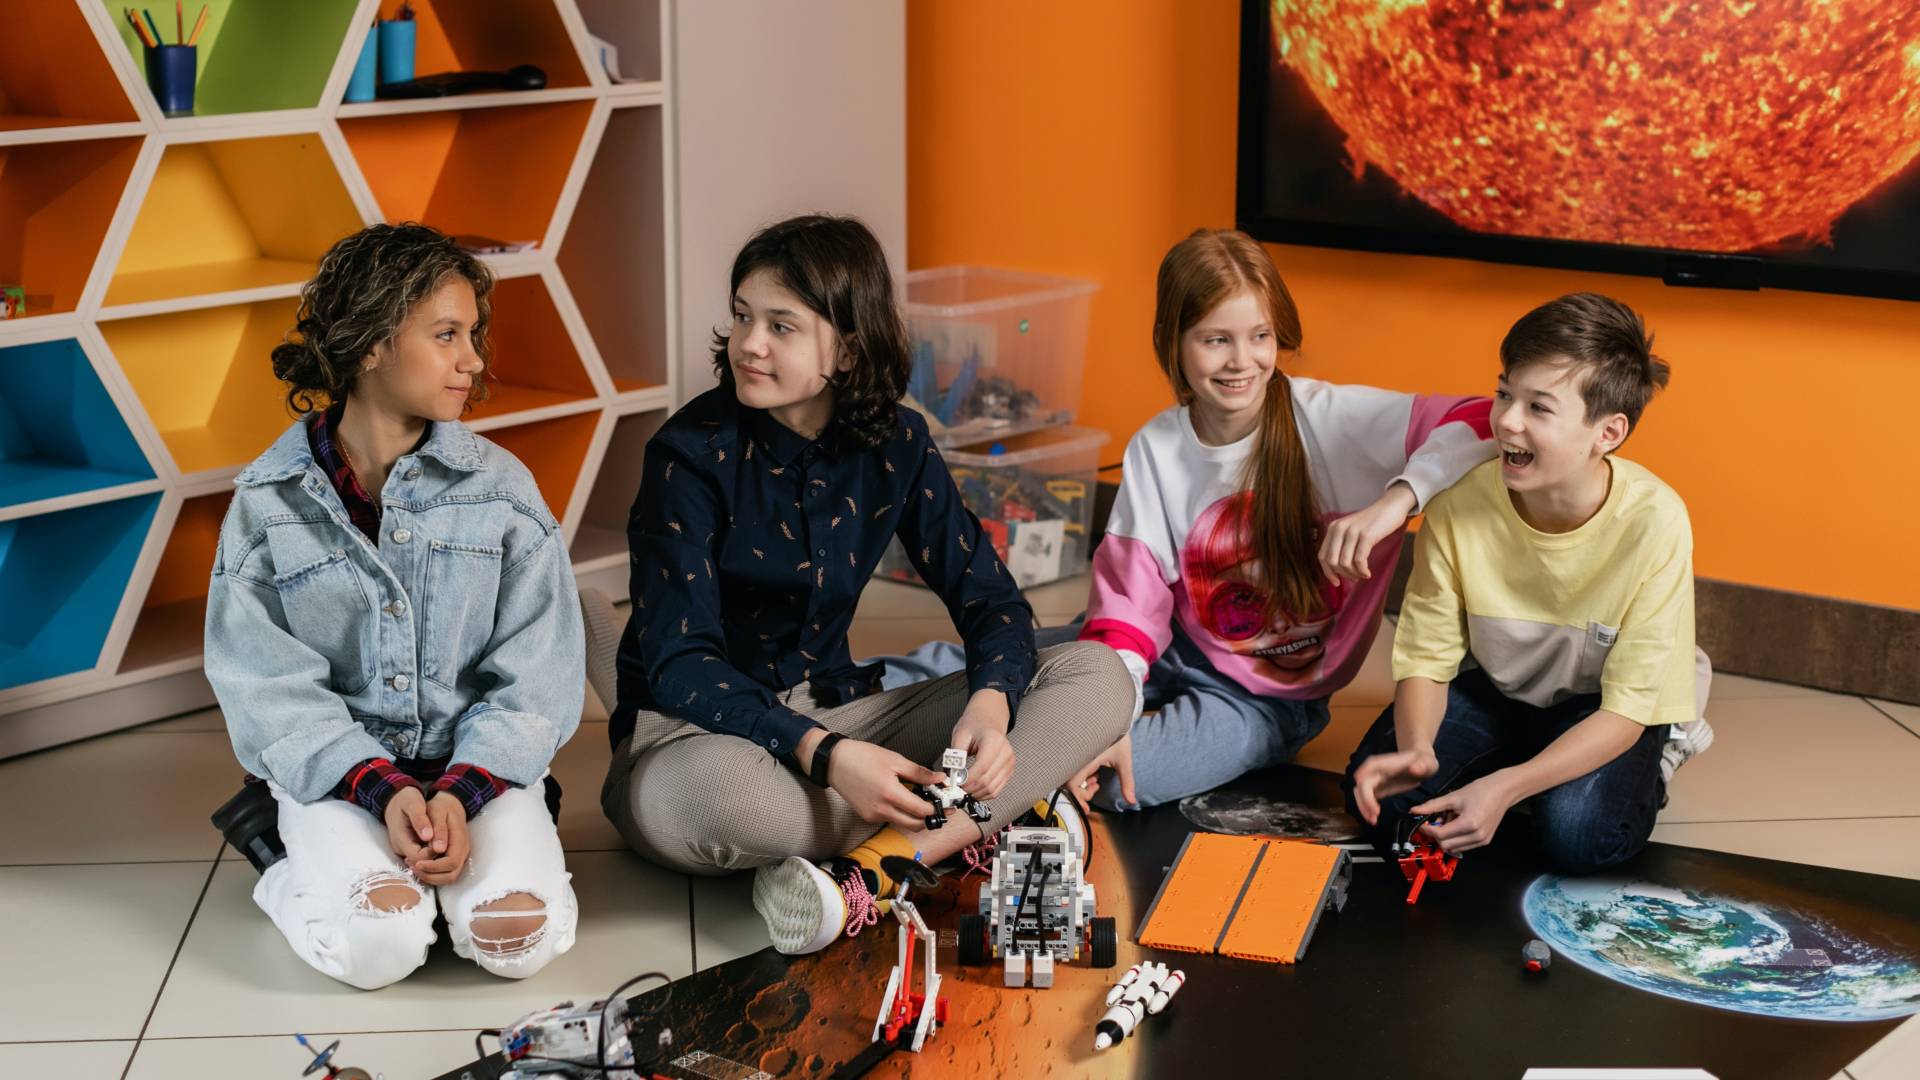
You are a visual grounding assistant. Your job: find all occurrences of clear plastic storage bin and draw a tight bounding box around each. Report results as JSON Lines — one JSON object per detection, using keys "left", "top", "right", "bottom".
{"left": 904, "top": 267, "right": 1099, "bottom": 446}
{"left": 878, "top": 425, "right": 1110, "bottom": 589}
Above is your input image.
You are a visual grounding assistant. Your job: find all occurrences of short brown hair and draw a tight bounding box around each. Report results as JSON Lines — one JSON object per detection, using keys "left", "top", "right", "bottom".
{"left": 1499, "top": 292, "right": 1669, "bottom": 438}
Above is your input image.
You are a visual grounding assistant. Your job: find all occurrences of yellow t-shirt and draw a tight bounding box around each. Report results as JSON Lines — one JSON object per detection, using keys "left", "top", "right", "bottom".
{"left": 1392, "top": 457, "right": 1697, "bottom": 727}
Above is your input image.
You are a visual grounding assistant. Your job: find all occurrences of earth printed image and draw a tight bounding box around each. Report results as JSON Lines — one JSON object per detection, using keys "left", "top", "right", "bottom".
{"left": 1524, "top": 875, "right": 1920, "bottom": 1022}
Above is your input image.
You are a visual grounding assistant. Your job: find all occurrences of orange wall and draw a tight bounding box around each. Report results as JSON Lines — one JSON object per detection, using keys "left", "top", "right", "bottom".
{"left": 908, "top": 0, "right": 1920, "bottom": 612}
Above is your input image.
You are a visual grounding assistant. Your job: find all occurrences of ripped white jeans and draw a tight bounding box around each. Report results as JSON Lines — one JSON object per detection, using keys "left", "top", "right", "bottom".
{"left": 256, "top": 776, "right": 578, "bottom": 990}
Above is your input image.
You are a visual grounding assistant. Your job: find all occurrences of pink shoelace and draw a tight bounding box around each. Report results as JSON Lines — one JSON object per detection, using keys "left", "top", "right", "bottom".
{"left": 960, "top": 831, "right": 1000, "bottom": 879}
{"left": 841, "top": 866, "right": 881, "bottom": 937}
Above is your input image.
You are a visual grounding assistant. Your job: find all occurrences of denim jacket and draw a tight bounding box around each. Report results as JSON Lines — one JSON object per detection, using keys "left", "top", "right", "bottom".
{"left": 205, "top": 417, "right": 584, "bottom": 804}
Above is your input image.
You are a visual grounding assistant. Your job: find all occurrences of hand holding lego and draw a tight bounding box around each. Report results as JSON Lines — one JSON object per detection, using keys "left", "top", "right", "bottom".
{"left": 1350, "top": 745, "right": 1438, "bottom": 825}
{"left": 383, "top": 786, "right": 434, "bottom": 865}
{"left": 1410, "top": 775, "right": 1516, "bottom": 854}
{"left": 829, "top": 739, "right": 944, "bottom": 830}
{"left": 950, "top": 691, "right": 1014, "bottom": 799}
{"left": 1069, "top": 731, "right": 1137, "bottom": 808}
{"left": 1318, "top": 481, "right": 1418, "bottom": 583}
{"left": 410, "top": 792, "right": 471, "bottom": 885}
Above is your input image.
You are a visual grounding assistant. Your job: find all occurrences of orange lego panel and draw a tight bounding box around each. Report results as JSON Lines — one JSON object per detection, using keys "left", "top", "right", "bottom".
{"left": 1217, "top": 840, "right": 1347, "bottom": 964}
{"left": 1136, "top": 833, "right": 1266, "bottom": 954}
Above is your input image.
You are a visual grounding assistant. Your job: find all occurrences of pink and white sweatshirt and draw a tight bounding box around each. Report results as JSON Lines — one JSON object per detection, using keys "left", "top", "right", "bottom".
{"left": 1082, "top": 377, "right": 1495, "bottom": 707}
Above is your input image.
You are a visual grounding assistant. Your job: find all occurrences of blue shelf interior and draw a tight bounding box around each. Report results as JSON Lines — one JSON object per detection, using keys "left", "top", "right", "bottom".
{"left": 0, "top": 494, "right": 160, "bottom": 690}
{"left": 0, "top": 339, "right": 153, "bottom": 510}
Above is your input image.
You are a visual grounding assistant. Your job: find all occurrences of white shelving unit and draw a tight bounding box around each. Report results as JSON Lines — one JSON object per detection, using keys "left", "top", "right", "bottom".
{"left": 0, "top": 0, "right": 678, "bottom": 755}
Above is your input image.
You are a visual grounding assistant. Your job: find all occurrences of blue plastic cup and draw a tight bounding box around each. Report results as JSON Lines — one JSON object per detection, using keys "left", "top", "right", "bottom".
{"left": 346, "top": 29, "right": 378, "bottom": 102}
{"left": 377, "top": 19, "right": 415, "bottom": 85}
{"left": 145, "top": 44, "right": 196, "bottom": 117}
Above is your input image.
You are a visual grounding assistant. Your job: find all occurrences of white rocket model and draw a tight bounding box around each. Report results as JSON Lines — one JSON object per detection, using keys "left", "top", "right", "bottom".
{"left": 1093, "top": 961, "right": 1184, "bottom": 1050}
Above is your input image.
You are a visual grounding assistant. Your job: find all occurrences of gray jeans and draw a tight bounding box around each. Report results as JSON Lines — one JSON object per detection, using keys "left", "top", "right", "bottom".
{"left": 601, "top": 642, "right": 1135, "bottom": 875}
{"left": 881, "top": 620, "right": 1331, "bottom": 810}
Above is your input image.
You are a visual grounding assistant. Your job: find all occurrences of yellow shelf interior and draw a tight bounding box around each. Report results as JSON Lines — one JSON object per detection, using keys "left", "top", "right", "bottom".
{"left": 106, "top": 134, "right": 363, "bottom": 309}
{"left": 102, "top": 298, "right": 302, "bottom": 475}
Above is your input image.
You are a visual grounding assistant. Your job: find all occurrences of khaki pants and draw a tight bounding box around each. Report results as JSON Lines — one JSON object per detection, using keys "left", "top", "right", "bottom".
{"left": 600, "top": 642, "right": 1134, "bottom": 875}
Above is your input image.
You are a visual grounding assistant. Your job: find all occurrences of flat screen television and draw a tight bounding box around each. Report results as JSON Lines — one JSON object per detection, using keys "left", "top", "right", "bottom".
{"left": 1235, "top": 0, "right": 1920, "bottom": 302}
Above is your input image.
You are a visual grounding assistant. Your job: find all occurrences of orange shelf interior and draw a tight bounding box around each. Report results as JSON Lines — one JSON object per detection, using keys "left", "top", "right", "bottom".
{"left": 485, "top": 411, "right": 598, "bottom": 518}
{"left": 341, "top": 100, "right": 593, "bottom": 247}
{"left": 0, "top": 138, "right": 142, "bottom": 318}
{"left": 464, "top": 274, "right": 596, "bottom": 422}
{"left": 0, "top": 5, "right": 139, "bottom": 130}
{"left": 378, "top": 0, "right": 588, "bottom": 89}
{"left": 106, "top": 134, "right": 365, "bottom": 309}
{"left": 119, "top": 491, "right": 231, "bottom": 673}
{"left": 102, "top": 298, "right": 303, "bottom": 476}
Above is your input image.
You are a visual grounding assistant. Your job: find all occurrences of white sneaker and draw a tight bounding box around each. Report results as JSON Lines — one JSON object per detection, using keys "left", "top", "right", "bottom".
{"left": 1018, "top": 789, "right": 1090, "bottom": 868}
{"left": 751, "top": 855, "right": 882, "bottom": 955}
{"left": 1660, "top": 717, "right": 1715, "bottom": 784}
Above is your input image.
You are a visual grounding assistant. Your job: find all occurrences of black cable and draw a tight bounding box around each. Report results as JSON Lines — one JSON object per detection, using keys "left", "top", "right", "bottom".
{"left": 599, "top": 970, "right": 674, "bottom": 1074}
{"left": 470, "top": 969, "right": 674, "bottom": 1076}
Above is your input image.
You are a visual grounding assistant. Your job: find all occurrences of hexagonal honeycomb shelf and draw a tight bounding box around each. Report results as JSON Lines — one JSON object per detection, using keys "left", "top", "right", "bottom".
{"left": 1, "top": 0, "right": 673, "bottom": 736}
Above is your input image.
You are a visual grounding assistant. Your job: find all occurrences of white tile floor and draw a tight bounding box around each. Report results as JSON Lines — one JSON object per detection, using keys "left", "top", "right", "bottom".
{"left": 2, "top": 574, "right": 1914, "bottom": 1079}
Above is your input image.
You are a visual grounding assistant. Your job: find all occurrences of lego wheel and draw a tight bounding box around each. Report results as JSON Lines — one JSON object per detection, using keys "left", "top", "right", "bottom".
{"left": 1090, "top": 916, "right": 1118, "bottom": 969}
{"left": 958, "top": 913, "right": 988, "bottom": 966}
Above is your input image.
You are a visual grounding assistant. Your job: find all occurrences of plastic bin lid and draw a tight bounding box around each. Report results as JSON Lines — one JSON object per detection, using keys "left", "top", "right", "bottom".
{"left": 939, "top": 425, "right": 1109, "bottom": 467}
{"left": 905, "top": 266, "right": 1100, "bottom": 317}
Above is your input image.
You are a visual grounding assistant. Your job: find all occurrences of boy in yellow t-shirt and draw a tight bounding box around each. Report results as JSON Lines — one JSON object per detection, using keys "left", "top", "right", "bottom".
{"left": 1344, "top": 293, "right": 1712, "bottom": 873}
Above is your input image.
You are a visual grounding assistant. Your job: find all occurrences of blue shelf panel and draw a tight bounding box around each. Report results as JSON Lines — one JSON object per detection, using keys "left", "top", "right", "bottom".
{"left": 0, "top": 494, "right": 160, "bottom": 691}
{"left": 0, "top": 340, "right": 153, "bottom": 510}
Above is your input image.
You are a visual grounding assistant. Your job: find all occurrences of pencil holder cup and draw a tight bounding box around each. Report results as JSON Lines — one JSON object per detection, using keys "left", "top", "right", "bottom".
{"left": 346, "top": 29, "right": 379, "bottom": 102}
{"left": 145, "top": 44, "right": 196, "bottom": 117}
{"left": 377, "top": 18, "right": 416, "bottom": 84}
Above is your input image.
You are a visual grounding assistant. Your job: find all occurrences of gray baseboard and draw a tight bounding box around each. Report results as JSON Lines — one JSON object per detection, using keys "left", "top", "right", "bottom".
{"left": 0, "top": 667, "right": 216, "bottom": 760}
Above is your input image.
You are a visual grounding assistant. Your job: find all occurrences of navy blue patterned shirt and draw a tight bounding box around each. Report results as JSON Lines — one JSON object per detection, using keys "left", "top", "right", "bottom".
{"left": 610, "top": 387, "right": 1037, "bottom": 761}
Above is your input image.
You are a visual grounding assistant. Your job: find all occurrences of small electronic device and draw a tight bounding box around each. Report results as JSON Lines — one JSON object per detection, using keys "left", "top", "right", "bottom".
{"left": 479, "top": 972, "right": 673, "bottom": 1080}
{"left": 377, "top": 64, "right": 547, "bottom": 98}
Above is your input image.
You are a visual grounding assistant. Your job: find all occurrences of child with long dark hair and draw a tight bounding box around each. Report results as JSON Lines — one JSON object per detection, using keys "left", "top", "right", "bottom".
{"left": 602, "top": 214, "right": 1133, "bottom": 956}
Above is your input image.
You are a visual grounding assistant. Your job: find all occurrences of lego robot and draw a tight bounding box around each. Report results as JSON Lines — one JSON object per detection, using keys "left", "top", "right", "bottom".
{"left": 1392, "top": 812, "right": 1460, "bottom": 905}
{"left": 917, "top": 747, "right": 993, "bottom": 831}
{"left": 956, "top": 820, "right": 1116, "bottom": 987}
{"left": 869, "top": 867, "right": 947, "bottom": 1053}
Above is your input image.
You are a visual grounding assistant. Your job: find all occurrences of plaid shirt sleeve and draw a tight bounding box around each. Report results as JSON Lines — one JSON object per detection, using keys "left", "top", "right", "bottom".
{"left": 427, "top": 763, "right": 516, "bottom": 820}
{"left": 334, "top": 758, "right": 422, "bottom": 821}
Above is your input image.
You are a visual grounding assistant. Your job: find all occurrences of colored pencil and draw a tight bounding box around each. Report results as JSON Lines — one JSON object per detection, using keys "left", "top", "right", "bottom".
{"left": 142, "top": 9, "right": 163, "bottom": 47}
{"left": 124, "top": 7, "right": 156, "bottom": 47}
{"left": 187, "top": 6, "right": 208, "bottom": 46}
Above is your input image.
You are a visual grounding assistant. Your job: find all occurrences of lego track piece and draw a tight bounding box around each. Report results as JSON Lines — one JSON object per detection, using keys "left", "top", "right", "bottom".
{"left": 1216, "top": 841, "right": 1349, "bottom": 964}
{"left": 1136, "top": 833, "right": 1266, "bottom": 954}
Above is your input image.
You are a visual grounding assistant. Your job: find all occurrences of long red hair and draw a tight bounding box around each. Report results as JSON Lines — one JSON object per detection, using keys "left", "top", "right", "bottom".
{"left": 1152, "top": 229, "right": 1321, "bottom": 621}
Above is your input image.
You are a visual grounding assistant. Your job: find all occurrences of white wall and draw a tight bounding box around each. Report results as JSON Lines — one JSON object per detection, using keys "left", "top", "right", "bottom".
{"left": 670, "top": 0, "right": 908, "bottom": 403}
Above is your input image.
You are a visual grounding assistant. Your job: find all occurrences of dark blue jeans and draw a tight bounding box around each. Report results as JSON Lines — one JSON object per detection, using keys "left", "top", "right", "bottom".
{"left": 1340, "top": 667, "right": 1667, "bottom": 874}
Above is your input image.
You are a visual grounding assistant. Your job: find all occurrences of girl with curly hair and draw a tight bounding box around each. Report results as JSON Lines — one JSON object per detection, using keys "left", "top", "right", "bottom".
{"left": 602, "top": 214, "right": 1134, "bottom": 956}
{"left": 205, "top": 222, "right": 584, "bottom": 989}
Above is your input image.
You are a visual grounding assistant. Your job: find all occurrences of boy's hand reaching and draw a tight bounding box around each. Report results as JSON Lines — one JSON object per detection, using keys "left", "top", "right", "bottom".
{"left": 410, "top": 792, "right": 471, "bottom": 885}
{"left": 1319, "top": 481, "right": 1419, "bottom": 583}
{"left": 1411, "top": 775, "right": 1517, "bottom": 854}
{"left": 1349, "top": 746, "right": 1438, "bottom": 825}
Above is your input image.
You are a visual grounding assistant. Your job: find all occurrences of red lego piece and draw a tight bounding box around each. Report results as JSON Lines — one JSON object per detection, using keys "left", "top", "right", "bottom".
{"left": 1393, "top": 814, "right": 1460, "bottom": 905}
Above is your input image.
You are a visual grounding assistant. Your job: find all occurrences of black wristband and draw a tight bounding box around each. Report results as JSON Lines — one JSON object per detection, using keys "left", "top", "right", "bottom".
{"left": 808, "top": 731, "right": 844, "bottom": 788}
